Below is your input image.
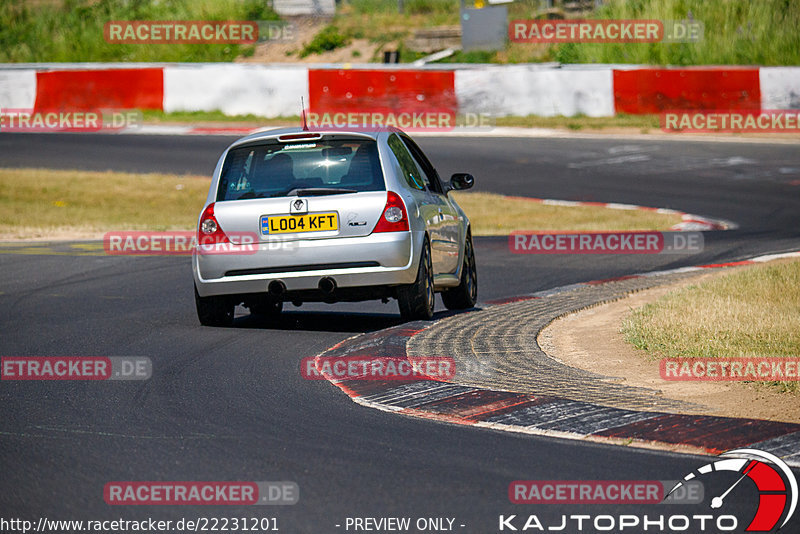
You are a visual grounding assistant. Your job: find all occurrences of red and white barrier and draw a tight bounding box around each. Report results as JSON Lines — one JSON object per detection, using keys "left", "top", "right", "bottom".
{"left": 0, "top": 64, "right": 797, "bottom": 119}
{"left": 163, "top": 64, "right": 308, "bottom": 117}
{"left": 309, "top": 68, "right": 456, "bottom": 115}
{"left": 455, "top": 65, "right": 614, "bottom": 117}
{"left": 0, "top": 69, "right": 37, "bottom": 110}
{"left": 613, "top": 67, "right": 762, "bottom": 114}
{"left": 34, "top": 67, "right": 164, "bottom": 111}
{"left": 759, "top": 67, "right": 800, "bottom": 110}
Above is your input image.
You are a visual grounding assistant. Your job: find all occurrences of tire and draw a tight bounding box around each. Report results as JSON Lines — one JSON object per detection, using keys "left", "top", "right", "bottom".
{"left": 442, "top": 231, "right": 477, "bottom": 310}
{"left": 397, "top": 239, "right": 435, "bottom": 321}
{"left": 194, "top": 284, "right": 235, "bottom": 327}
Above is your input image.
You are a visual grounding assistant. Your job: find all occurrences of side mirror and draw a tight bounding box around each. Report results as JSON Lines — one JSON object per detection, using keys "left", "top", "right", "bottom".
{"left": 449, "top": 173, "right": 474, "bottom": 191}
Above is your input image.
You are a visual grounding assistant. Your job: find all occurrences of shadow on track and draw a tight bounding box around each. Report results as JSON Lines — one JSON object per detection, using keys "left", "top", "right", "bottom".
{"left": 228, "top": 307, "right": 482, "bottom": 333}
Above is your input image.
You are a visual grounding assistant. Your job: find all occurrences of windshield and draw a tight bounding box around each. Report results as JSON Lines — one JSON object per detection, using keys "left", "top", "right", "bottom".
{"left": 216, "top": 138, "right": 384, "bottom": 201}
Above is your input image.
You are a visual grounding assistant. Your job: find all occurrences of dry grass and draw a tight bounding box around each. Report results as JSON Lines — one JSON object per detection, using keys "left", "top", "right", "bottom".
{"left": 0, "top": 168, "right": 681, "bottom": 239}
{"left": 623, "top": 261, "right": 800, "bottom": 394}
{"left": 0, "top": 168, "right": 210, "bottom": 239}
{"left": 451, "top": 192, "right": 681, "bottom": 235}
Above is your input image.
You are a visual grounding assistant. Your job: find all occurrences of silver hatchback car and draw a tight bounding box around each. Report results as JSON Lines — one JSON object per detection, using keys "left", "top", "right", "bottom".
{"left": 192, "top": 126, "right": 477, "bottom": 326}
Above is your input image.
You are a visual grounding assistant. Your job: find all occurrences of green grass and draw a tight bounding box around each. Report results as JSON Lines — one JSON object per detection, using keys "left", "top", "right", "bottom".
{"left": 623, "top": 261, "right": 800, "bottom": 394}
{"left": 495, "top": 113, "right": 661, "bottom": 132}
{"left": 346, "top": 0, "right": 456, "bottom": 16}
{"left": 4, "top": 0, "right": 796, "bottom": 65}
{"left": 322, "top": 0, "right": 800, "bottom": 65}
{"left": 329, "top": 0, "right": 800, "bottom": 65}
{"left": 549, "top": 0, "right": 800, "bottom": 66}
{"left": 140, "top": 109, "right": 302, "bottom": 126}
{"left": 138, "top": 109, "right": 663, "bottom": 132}
{"left": 0, "top": 0, "right": 279, "bottom": 62}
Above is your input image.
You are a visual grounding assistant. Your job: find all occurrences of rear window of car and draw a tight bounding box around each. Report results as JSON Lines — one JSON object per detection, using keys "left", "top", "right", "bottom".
{"left": 216, "top": 138, "right": 385, "bottom": 201}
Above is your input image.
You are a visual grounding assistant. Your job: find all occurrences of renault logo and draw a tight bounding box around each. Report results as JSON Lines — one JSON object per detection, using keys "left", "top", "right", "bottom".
{"left": 290, "top": 198, "right": 308, "bottom": 214}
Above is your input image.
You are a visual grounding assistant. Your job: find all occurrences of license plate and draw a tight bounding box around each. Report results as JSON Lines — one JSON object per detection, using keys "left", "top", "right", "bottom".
{"left": 261, "top": 212, "right": 338, "bottom": 235}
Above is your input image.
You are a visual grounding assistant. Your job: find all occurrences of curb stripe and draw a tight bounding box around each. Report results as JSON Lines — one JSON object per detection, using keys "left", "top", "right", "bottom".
{"left": 312, "top": 249, "right": 800, "bottom": 464}
{"left": 595, "top": 415, "right": 800, "bottom": 454}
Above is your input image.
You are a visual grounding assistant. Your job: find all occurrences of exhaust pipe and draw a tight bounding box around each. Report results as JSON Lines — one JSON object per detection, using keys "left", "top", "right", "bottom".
{"left": 268, "top": 280, "right": 286, "bottom": 297}
{"left": 318, "top": 277, "right": 337, "bottom": 295}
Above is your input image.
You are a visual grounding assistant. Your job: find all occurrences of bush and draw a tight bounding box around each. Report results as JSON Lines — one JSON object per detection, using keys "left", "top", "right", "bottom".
{"left": 300, "top": 25, "right": 351, "bottom": 58}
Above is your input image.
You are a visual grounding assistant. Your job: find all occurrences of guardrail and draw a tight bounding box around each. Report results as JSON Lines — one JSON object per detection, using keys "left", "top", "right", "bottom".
{"left": 0, "top": 63, "right": 797, "bottom": 118}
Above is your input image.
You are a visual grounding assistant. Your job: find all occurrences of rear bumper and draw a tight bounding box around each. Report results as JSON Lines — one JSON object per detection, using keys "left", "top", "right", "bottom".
{"left": 193, "top": 231, "right": 421, "bottom": 298}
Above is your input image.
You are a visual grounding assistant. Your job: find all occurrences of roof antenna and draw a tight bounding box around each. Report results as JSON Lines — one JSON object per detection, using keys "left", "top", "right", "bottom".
{"left": 301, "top": 97, "right": 308, "bottom": 131}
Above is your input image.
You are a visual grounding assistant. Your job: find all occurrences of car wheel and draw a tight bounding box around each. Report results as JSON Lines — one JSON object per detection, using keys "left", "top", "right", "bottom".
{"left": 194, "top": 284, "right": 235, "bottom": 327}
{"left": 398, "top": 238, "right": 435, "bottom": 321}
{"left": 442, "top": 232, "right": 477, "bottom": 310}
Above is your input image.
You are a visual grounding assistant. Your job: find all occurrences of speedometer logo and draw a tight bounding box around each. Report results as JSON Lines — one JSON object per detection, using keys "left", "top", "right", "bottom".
{"left": 667, "top": 449, "right": 798, "bottom": 531}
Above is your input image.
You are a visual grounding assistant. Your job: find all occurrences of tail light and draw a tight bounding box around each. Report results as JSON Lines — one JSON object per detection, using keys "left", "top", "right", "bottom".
{"left": 373, "top": 191, "right": 410, "bottom": 233}
{"left": 198, "top": 203, "right": 230, "bottom": 245}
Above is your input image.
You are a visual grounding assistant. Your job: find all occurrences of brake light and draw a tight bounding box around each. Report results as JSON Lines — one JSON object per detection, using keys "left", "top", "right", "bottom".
{"left": 373, "top": 191, "right": 409, "bottom": 233}
{"left": 277, "top": 133, "right": 323, "bottom": 142}
{"left": 198, "top": 203, "right": 230, "bottom": 245}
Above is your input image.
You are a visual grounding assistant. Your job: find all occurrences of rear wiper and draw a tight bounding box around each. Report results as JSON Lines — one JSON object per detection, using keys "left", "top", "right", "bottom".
{"left": 286, "top": 188, "right": 358, "bottom": 196}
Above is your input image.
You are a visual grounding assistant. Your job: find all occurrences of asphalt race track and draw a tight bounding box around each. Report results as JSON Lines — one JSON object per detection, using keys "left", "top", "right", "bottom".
{"left": 1, "top": 132, "right": 799, "bottom": 531}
